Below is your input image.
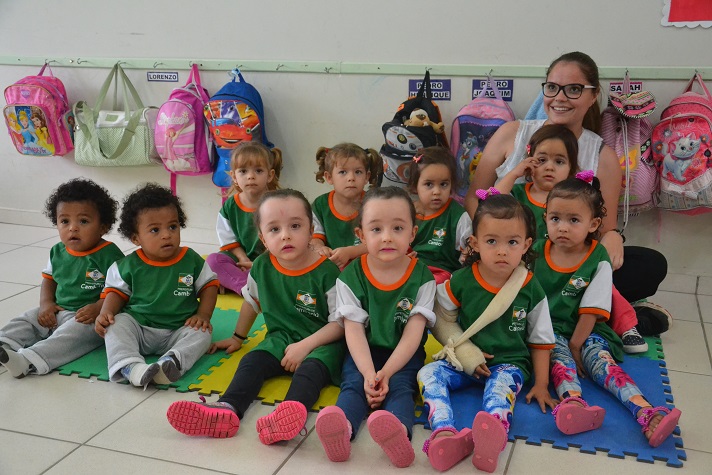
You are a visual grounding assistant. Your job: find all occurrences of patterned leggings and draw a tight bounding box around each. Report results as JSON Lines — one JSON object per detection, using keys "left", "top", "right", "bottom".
{"left": 551, "top": 333, "right": 648, "bottom": 417}
{"left": 418, "top": 360, "right": 523, "bottom": 433}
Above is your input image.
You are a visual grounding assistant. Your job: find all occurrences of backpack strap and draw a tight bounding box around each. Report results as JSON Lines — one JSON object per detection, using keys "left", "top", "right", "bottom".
{"left": 432, "top": 263, "right": 529, "bottom": 370}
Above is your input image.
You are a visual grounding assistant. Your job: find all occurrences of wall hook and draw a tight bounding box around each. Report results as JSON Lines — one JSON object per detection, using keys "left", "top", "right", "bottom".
{"left": 426, "top": 67, "right": 432, "bottom": 72}
{"left": 488, "top": 68, "right": 494, "bottom": 77}
{"left": 276, "top": 63, "right": 285, "bottom": 71}
{"left": 44, "top": 59, "right": 58, "bottom": 65}
{"left": 153, "top": 61, "right": 164, "bottom": 68}
{"left": 324, "top": 67, "right": 333, "bottom": 74}
{"left": 76, "top": 58, "right": 87, "bottom": 64}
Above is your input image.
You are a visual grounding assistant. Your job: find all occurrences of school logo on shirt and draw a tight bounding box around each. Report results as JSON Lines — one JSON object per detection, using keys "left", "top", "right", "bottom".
{"left": 82, "top": 268, "right": 105, "bottom": 290}
{"left": 174, "top": 274, "right": 195, "bottom": 297}
{"left": 394, "top": 297, "right": 414, "bottom": 324}
{"left": 427, "top": 228, "right": 446, "bottom": 247}
{"left": 295, "top": 290, "right": 319, "bottom": 318}
{"left": 509, "top": 306, "right": 527, "bottom": 332}
{"left": 563, "top": 275, "right": 589, "bottom": 296}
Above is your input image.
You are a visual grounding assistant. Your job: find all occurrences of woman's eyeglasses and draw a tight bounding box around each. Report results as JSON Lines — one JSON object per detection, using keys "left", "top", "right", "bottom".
{"left": 541, "top": 82, "right": 596, "bottom": 99}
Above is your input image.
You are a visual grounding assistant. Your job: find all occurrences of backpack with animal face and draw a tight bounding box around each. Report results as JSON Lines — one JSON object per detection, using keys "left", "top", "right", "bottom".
{"left": 204, "top": 69, "right": 273, "bottom": 188}
{"left": 450, "top": 75, "right": 515, "bottom": 201}
{"left": 380, "top": 71, "right": 448, "bottom": 187}
{"left": 651, "top": 73, "right": 712, "bottom": 214}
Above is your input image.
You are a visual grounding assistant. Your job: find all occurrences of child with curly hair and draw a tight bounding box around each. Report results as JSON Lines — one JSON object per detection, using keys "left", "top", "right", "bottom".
{"left": 0, "top": 178, "right": 123, "bottom": 377}
{"left": 95, "top": 183, "right": 219, "bottom": 387}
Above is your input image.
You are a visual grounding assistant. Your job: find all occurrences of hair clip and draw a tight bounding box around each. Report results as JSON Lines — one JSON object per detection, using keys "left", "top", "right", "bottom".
{"left": 413, "top": 154, "right": 423, "bottom": 163}
{"left": 575, "top": 170, "right": 595, "bottom": 184}
{"left": 475, "top": 187, "right": 500, "bottom": 200}
{"left": 526, "top": 144, "right": 531, "bottom": 156}
{"left": 324, "top": 147, "right": 331, "bottom": 154}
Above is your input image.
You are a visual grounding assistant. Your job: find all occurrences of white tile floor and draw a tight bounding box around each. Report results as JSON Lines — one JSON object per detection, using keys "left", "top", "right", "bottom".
{"left": 0, "top": 223, "right": 710, "bottom": 474}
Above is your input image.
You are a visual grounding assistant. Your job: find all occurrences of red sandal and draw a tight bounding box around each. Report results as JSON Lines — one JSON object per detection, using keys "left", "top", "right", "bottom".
{"left": 637, "top": 406, "right": 682, "bottom": 447}
{"left": 552, "top": 396, "right": 605, "bottom": 435}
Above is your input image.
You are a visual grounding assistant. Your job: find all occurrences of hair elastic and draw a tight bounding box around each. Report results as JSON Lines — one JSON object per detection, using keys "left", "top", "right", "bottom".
{"left": 413, "top": 154, "right": 423, "bottom": 163}
{"left": 475, "top": 187, "right": 500, "bottom": 200}
{"left": 526, "top": 144, "right": 531, "bottom": 156}
{"left": 575, "top": 170, "right": 595, "bottom": 184}
{"left": 233, "top": 331, "right": 247, "bottom": 341}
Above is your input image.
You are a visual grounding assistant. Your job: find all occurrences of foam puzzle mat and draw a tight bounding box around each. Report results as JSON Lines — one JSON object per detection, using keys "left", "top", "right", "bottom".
{"left": 56, "top": 293, "right": 685, "bottom": 466}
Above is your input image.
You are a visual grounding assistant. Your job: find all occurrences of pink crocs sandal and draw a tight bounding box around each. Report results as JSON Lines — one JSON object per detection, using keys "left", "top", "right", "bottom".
{"left": 166, "top": 397, "right": 240, "bottom": 438}
{"left": 552, "top": 396, "right": 605, "bottom": 435}
{"left": 255, "top": 400, "right": 308, "bottom": 445}
{"left": 638, "top": 406, "right": 682, "bottom": 448}
{"left": 471, "top": 411, "right": 507, "bottom": 473}
{"left": 315, "top": 406, "right": 352, "bottom": 462}
{"left": 367, "top": 410, "right": 415, "bottom": 468}
{"left": 423, "top": 427, "right": 474, "bottom": 472}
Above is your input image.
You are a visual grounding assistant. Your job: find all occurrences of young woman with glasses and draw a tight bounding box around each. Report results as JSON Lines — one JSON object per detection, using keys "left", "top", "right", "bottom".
{"left": 465, "top": 51, "right": 671, "bottom": 338}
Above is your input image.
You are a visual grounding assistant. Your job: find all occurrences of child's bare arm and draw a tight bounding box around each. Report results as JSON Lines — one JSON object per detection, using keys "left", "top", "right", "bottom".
{"left": 38, "top": 278, "right": 61, "bottom": 328}
{"left": 95, "top": 292, "right": 125, "bottom": 337}
{"left": 344, "top": 319, "right": 381, "bottom": 404}
{"left": 569, "top": 313, "right": 597, "bottom": 377}
{"left": 374, "top": 314, "right": 427, "bottom": 402}
{"left": 281, "top": 322, "right": 344, "bottom": 372}
{"left": 229, "top": 247, "right": 252, "bottom": 270}
{"left": 495, "top": 157, "right": 540, "bottom": 194}
{"left": 525, "top": 347, "right": 558, "bottom": 412}
{"left": 209, "top": 298, "right": 258, "bottom": 354}
{"left": 330, "top": 243, "right": 367, "bottom": 268}
{"left": 185, "top": 284, "right": 218, "bottom": 332}
{"left": 75, "top": 300, "right": 104, "bottom": 324}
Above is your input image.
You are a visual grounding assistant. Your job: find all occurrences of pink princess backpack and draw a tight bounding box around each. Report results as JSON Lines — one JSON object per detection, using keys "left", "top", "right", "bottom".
{"left": 154, "top": 64, "right": 215, "bottom": 194}
{"left": 3, "top": 63, "right": 74, "bottom": 156}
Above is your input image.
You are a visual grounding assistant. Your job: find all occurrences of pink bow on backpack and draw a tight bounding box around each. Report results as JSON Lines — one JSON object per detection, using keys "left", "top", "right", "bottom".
{"left": 575, "top": 170, "right": 595, "bottom": 184}
{"left": 475, "top": 187, "right": 500, "bottom": 200}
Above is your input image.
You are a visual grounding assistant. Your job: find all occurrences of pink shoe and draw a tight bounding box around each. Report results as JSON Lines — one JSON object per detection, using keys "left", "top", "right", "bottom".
{"left": 166, "top": 398, "right": 240, "bottom": 438}
{"left": 471, "top": 412, "right": 507, "bottom": 473}
{"left": 552, "top": 396, "right": 605, "bottom": 435}
{"left": 638, "top": 406, "right": 682, "bottom": 448}
{"left": 424, "top": 427, "right": 474, "bottom": 472}
{"left": 255, "top": 400, "right": 307, "bottom": 445}
{"left": 367, "top": 410, "right": 415, "bottom": 468}
{"left": 315, "top": 406, "right": 352, "bottom": 462}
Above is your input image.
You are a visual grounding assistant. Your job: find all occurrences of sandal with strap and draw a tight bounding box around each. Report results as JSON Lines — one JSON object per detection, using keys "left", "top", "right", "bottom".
{"left": 552, "top": 396, "right": 605, "bottom": 435}
{"left": 637, "top": 406, "right": 682, "bottom": 448}
{"left": 423, "top": 427, "right": 474, "bottom": 472}
{"left": 471, "top": 411, "right": 508, "bottom": 473}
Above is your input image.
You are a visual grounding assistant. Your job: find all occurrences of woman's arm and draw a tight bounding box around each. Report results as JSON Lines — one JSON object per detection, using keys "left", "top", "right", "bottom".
{"left": 595, "top": 144, "right": 625, "bottom": 269}
{"left": 464, "top": 121, "right": 520, "bottom": 218}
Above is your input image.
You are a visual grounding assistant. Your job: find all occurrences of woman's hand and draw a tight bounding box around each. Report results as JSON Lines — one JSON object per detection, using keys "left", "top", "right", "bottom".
{"left": 600, "top": 230, "right": 624, "bottom": 270}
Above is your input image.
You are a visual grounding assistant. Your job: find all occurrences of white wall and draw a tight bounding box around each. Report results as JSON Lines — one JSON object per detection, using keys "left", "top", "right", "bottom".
{"left": 1, "top": 0, "right": 711, "bottom": 273}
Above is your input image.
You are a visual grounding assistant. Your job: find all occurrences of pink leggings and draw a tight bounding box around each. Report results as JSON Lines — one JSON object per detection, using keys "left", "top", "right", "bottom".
{"left": 206, "top": 252, "right": 248, "bottom": 295}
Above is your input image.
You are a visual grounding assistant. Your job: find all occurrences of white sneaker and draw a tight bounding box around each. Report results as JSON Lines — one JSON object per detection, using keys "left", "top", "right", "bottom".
{"left": 122, "top": 362, "right": 160, "bottom": 387}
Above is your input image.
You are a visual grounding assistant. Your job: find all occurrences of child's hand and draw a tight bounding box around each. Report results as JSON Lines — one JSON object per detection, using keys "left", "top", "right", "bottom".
{"left": 75, "top": 302, "right": 102, "bottom": 324}
{"left": 525, "top": 384, "right": 559, "bottom": 413}
{"left": 568, "top": 341, "right": 586, "bottom": 378}
{"left": 208, "top": 337, "right": 243, "bottom": 355}
{"left": 473, "top": 352, "right": 494, "bottom": 378}
{"left": 407, "top": 249, "right": 418, "bottom": 259}
{"left": 281, "top": 340, "right": 311, "bottom": 372}
{"left": 363, "top": 371, "right": 382, "bottom": 407}
{"left": 38, "top": 303, "right": 62, "bottom": 329}
{"left": 185, "top": 314, "right": 212, "bottom": 332}
{"left": 512, "top": 156, "right": 540, "bottom": 179}
{"left": 236, "top": 258, "right": 253, "bottom": 271}
{"left": 315, "top": 245, "right": 332, "bottom": 258}
{"left": 329, "top": 247, "right": 351, "bottom": 268}
{"left": 368, "top": 370, "right": 391, "bottom": 407}
{"left": 94, "top": 312, "right": 114, "bottom": 337}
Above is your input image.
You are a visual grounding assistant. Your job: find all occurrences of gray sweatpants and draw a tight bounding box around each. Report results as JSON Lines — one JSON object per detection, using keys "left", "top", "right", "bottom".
{"left": 105, "top": 312, "right": 211, "bottom": 382}
{"left": 0, "top": 308, "right": 104, "bottom": 374}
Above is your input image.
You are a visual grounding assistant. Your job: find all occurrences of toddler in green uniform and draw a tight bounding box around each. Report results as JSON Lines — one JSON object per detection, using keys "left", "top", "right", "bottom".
{"left": 95, "top": 183, "right": 219, "bottom": 388}
{"left": 0, "top": 178, "right": 123, "bottom": 377}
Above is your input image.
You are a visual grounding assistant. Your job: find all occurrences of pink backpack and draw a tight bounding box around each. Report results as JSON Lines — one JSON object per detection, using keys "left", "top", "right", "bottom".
{"left": 450, "top": 76, "right": 515, "bottom": 201}
{"left": 154, "top": 64, "right": 215, "bottom": 193}
{"left": 3, "top": 63, "right": 74, "bottom": 156}
{"left": 601, "top": 73, "right": 658, "bottom": 219}
{"left": 651, "top": 73, "right": 712, "bottom": 214}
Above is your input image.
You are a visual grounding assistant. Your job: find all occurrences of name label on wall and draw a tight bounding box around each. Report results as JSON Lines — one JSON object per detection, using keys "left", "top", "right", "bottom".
{"left": 472, "top": 79, "right": 513, "bottom": 101}
{"left": 609, "top": 81, "right": 643, "bottom": 93}
{"left": 408, "top": 79, "right": 451, "bottom": 101}
{"left": 147, "top": 71, "right": 179, "bottom": 82}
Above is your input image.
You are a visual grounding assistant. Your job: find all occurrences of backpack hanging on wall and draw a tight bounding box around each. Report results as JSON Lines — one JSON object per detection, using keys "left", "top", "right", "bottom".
{"left": 450, "top": 75, "right": 515, "bottom": 201}
{"left": 3, "top": 63, "right": 74, "bottom": 156}
{"left": 155, "top": 64, "right": 215, "bottom": 194}
{"left": 204, "top": 69, "right": 273, "bottom": 188}
{"left": 379, "top": 71, "right": 448, "bottom": 187}
{"left": 651, "top": 72, "right": 712, "bottom": 214}
{"left": 600, "top": 72, "right": 658, "bottom": 222}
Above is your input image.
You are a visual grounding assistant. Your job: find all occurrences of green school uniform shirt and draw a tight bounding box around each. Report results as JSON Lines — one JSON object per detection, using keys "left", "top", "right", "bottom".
{"left": 412, "top": 199, "right": 471, "bottom": 273}
{"left": 335, "top": 255, "right": 436, "bottom": 351}
{"left": 511, "top": 183, "right": 547, "bottom": 240}
{"left": 312, "top": 191, "right": 361, "bottom": 249}
{"left": 216, "top": 193, "right": 264, "bottom": 262}
{"left": 438, "top": 262, "right": 555, "bottom": 381}
{"left": 242, "top": 253, "right": 345, "bottom": 384}
{"left": 41, "top": 241, "right": 124, "bottom": 312}
{"left": 533, "top": 239, "right": 623, "bottom": 361}
{"left": 104, "top": 247, "right": 219, "bottom": 330}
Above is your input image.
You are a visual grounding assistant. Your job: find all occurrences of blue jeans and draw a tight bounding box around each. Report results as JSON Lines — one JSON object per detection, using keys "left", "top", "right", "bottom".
{"left": 551, "top": 333, "right": 645, "bottom": 416}
{"left": 336, "top": 346, "right": 425, "bottom": 439}
{"left": 418, "top": 360, "right": 523, "bottom": 433}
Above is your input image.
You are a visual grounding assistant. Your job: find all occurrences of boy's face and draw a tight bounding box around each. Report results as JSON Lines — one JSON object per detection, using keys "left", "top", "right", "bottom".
{"left": 56, "top": 201, "right": 108, "bottom": 253}
{"left": 131, "top": 205, "right": 182, "bottom": 262}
